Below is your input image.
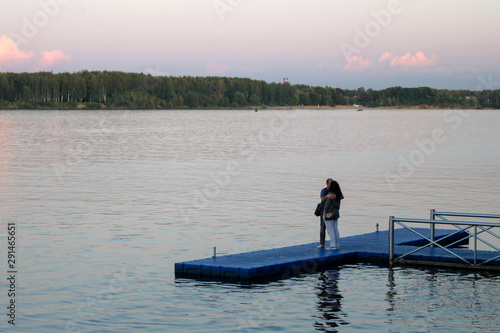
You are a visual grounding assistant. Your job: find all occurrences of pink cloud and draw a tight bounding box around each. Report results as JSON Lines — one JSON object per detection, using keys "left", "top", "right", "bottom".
{"left": 343, "top": 55, "right": 373, "bottom": 71}
{"left": 36, "top": 50, "right": 71, "bottom": 70}
{"left": 0, "top": 34, "right": 71, "bottom": 71}
{"left": 389, "top": 52, "right": 437, "bottom": 67}
{"left": 0, "top": 34, "right": 34, "bottom": 70}
{"left": 378, "top": 52, "right": 394, "bottom": 63}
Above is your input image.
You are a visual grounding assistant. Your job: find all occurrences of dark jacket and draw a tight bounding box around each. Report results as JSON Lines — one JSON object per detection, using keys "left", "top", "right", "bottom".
{"left": 323, "top": 194, "right": 341, "bottom": 220}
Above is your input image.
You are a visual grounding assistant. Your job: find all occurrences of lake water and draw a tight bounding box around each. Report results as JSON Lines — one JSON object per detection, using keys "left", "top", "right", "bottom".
{"left": 0, "top": 108, "right": 499, "bottom": 332}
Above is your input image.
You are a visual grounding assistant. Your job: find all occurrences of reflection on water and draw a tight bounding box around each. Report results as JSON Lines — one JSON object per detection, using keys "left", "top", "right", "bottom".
{"left": 314, "top": 270, "right": 348, "bottom": 332}
{"left": 383, "top": 266, "right": 500, "bottom": 332}
{"left": 0, "top": 109, "right": 499, "bottom": 332}
{"left": 385, "top": 267, "right": 397, "bottom": 314}
{"left": 310, "top": 265, "right": 500, "bottom": 333}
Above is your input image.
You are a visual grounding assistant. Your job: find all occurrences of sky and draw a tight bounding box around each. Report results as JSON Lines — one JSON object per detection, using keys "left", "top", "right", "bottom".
{"left": 1, "top": 0, "right": 499, "bottom": 90}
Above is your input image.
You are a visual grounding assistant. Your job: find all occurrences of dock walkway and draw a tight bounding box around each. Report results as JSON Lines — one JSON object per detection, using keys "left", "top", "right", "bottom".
{"left": 175, "top": 228, "right": 499, "bottom": 282}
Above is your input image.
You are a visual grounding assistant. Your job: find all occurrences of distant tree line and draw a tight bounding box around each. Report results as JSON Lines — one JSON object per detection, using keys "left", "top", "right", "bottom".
{"left": 0, "top": 71, "right": 498, "bottom": 109}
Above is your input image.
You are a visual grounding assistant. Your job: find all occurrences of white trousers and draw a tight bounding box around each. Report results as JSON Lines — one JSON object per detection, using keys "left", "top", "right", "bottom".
{"left": 323, "top": 217, "right": 339, "bottom": 248}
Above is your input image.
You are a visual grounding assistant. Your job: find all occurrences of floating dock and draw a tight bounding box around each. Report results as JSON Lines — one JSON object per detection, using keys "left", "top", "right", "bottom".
{"left": 175, "top": 228, "right": 500, "bottom": 282}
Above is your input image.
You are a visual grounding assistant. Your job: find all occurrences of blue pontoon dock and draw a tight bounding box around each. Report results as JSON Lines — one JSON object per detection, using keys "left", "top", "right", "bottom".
{"left": 175, "top": 229, "right": 499, "bottom": 282}
{"left": 176, "top": 211, "right": 500, "bottom": 282}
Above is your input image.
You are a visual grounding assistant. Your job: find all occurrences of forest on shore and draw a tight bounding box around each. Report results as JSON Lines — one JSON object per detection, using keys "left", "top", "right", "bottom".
{"left": 0, "top": 71, "right": 499, "bottom": 110}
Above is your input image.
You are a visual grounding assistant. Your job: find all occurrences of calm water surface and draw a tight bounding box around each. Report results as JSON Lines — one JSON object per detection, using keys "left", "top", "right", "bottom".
{"left": 0, "top": 109, "right": 499, "bottom": 332}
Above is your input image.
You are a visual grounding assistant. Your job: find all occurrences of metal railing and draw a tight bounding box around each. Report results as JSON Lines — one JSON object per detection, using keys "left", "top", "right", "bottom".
{"left": 389, "top": 210, "right": 500, "bottom": 269}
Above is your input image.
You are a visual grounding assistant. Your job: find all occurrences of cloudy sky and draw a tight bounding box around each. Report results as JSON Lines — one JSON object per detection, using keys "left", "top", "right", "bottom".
{"left": 1, "top": 0, "right": 499, "bottom": 89}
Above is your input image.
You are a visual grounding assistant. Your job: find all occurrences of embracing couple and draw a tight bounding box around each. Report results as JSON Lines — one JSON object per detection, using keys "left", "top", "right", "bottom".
{"left": 317, "top": 178, "right": 344, "bottom": 250}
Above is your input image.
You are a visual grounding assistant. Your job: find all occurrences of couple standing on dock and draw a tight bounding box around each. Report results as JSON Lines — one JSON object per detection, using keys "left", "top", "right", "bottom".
{"left": 317, "top": 178, "right": 344, "bottom": 250}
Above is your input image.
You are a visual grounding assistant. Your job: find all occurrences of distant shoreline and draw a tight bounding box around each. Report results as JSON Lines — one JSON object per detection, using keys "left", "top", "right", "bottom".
{"left": 270, "top": 105, "right": 496, "bottom": 110}
{"left": 1, "top": 72, "right": 498, "bottom": 110}
{"left": 0, "top": 103, "right": 498, "bottom": 111}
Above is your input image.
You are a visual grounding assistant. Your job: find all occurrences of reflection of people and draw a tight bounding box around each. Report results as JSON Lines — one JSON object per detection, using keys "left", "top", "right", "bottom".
{"left": 318, "top": 178, "right": 334, "bottom": 249}
{"left": 323, "top": 180, "right": 344, "bottom": 250}
{"left": 315, "top": 269, "right": 348, "bottom": 330}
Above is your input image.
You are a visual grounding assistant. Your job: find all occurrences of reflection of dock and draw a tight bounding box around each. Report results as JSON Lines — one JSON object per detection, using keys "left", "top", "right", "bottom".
{"left": 174, "top": 228, "right": 499, "bottom": 282}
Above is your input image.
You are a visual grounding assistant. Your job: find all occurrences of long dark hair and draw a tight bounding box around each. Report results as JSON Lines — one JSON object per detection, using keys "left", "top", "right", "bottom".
{"left": 329, "top": 180, "right": 344, "bottom": 200}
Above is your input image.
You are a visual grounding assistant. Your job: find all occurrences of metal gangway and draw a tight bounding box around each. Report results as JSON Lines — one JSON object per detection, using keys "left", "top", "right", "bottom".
{"left": 389, "top": 210, "right": 500, "bottom": 270}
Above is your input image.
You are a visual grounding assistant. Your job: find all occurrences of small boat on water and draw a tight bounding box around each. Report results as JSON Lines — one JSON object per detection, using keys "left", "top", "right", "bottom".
{"left": 357, "top": 108, "right": 363, "bottom": 111}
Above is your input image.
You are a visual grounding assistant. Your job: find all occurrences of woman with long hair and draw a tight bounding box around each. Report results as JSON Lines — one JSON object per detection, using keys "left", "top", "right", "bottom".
{"left": 322, "top": 180, "right": 344, "bottom": 250}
